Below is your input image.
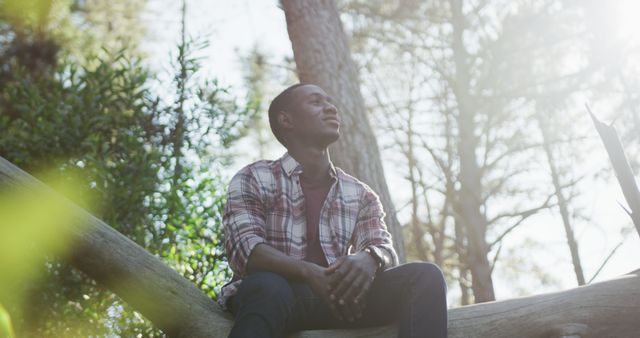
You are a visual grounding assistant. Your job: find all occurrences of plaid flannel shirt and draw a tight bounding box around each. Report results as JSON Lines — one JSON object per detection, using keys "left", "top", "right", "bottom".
{"left": 217, "top": 152, "right": 398, "bottom": 310}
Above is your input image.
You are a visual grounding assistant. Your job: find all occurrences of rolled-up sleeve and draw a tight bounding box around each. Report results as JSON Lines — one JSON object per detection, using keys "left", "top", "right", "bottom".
{"left": 353, "top": 187, "right": 399, "bottom": 267}
{"left": 223, "top": 167, "right": 266, "bottom": 276}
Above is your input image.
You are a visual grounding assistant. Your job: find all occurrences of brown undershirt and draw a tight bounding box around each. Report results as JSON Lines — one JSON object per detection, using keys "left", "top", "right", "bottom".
{"left": 299, "top": 174, "right": 333, "bottom": 267}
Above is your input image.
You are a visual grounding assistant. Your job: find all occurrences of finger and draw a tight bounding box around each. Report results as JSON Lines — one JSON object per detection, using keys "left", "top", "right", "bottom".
{"left": 354, "top": 278, "right": 373, "bottom": 304}
{"left": 353, "top": 276, "right": 373, "bottom": 305}
{"left": 345, "top": 300, "right": 363, "bottom": 321}
{"left": 336, "top": 300, "right": 358, "bottom": 322}
{"left": 332, "top": 268, "right": 359, "bottom": 302}
{"left": 328, "top": 267, "right": 346, "bottom": 293}
{"left": 326, "top": 257, "right": 345, "bottom": 274}
{"left": 327, "top": 295, "right": 347, "bottom": 321}
{"left": 344, "top": 274, "right": 369, "bottom": 304}
{"left": 328, "top": 258, "right": 356, "bottom": 290}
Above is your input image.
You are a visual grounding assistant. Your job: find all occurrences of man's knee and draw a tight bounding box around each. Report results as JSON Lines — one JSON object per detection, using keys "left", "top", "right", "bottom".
{"left": 405, "top": 262, "right": 446, "bottom": 290}
{"left": 235, "top": 272, "right": 294, "bottom": 306}
{"left": 230, "top": 272, "right": 295, "bottom": 337}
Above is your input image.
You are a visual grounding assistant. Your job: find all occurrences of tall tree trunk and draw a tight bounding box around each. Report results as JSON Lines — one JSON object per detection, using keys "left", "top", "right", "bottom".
{"left": 450, "top": 0, "right": 495, "bottom": 302}
{"left": 454, "top": 216, "right": 472, "bottom": 306}
{"left": 280, "top": 0, "right": 405, "bottom": 261}
{"left": 536, "top": 111, "right": 586, "bottom": 286}
{"left": 406, "top": 108, "right": 430, "bottom": 262}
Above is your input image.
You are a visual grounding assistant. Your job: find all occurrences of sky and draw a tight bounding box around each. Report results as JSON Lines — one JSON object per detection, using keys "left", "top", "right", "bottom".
{"left": 143, "top": 0, "right": 290, "bottom": 90}
{"left": 140, "top": 0, "right": 640, "bottom": 302}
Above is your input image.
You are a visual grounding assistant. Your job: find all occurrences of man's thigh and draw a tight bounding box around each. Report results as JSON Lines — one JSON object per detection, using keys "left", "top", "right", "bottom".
{"left": 230, "top": 266, "right": 419, "bottom": 332}
{"left": 357, "top": 264, "right": 417, "bottom": 325}
{"left": 289, "top": 265, "right": 415, "bottom": 331}
{"left": 286, "top": 282, "right": 343, "bottom": 331}
{"left": 229, "top": 273, "right": 344, "bottom": 332}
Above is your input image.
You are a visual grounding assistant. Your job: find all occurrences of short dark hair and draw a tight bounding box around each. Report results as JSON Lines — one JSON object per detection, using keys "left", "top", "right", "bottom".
{"left": 268, "top": 83, "right": 309, "bottom": 145}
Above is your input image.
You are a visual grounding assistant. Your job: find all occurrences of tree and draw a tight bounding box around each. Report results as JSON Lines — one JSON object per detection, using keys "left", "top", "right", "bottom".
{"left": 534, "top": 106, "right": 586, "bottom": 286}
{"left": 338, "top": 0, "right": 617, "bottom": 303}
{"left": 279, "top": 0, "right": 406, "bottom": 261}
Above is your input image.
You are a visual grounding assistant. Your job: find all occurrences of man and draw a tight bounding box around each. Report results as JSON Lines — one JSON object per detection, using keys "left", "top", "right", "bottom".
{"left": 220, "top": 83, "right": 447, "bottom": 338}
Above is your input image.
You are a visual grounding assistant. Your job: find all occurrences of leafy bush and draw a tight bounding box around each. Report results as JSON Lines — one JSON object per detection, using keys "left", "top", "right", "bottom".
{"left": 0, "top": 42, "right": 253, "bottom": 337}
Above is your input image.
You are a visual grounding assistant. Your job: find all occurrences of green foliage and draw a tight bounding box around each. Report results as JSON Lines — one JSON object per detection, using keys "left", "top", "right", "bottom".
{"left": 0, "top": 0, "right": 258, "bottom": 335}
{"left": 0, "top": 34, "right": 253, "bottom": 338}
{"left": 155, "top": 173, "right": 231, "bottom": 299}
{"left": 0, "top": 303, "right": 15, "bottom": 338}
{"left": 148, "top": 33, "right": 252, "bottom": 304}
{"left": 0, "top": 48, "right": 160, "bottom": 336}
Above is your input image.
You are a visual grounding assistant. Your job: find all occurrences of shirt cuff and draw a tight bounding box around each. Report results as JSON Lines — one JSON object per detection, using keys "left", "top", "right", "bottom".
{"left": 238, "top": 235, "right": 266, "bottom": 275}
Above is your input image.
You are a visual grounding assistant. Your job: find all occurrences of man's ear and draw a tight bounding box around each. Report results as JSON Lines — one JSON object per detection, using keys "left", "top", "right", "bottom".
{"left": 277, "top": 110, "right": 294, "bottom": 130}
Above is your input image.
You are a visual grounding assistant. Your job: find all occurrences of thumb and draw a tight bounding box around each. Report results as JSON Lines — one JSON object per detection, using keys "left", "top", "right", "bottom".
{"left": 325, "top": 257, "right": 344, "bottom": 274}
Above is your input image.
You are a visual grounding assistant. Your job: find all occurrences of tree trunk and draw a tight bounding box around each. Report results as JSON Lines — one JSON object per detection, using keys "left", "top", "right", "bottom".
{"left": 280, "top": 0, "right": 406, "bottom": 262}
{"left": 2, "top": 155, "right": 640, "bottom": 337}
{"left": 536, "top": 111, "right": 586, "bottom": 286}
{"left": 450, "top": 0, "right": 495, "bottom": 302}
{"left": 406, "top": 108, "right": 430, "bottom": 262}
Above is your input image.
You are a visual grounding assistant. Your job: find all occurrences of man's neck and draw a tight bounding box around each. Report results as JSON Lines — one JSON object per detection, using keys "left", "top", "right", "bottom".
{"left": 287, "top": 146, "right": 332, "bottom": 182}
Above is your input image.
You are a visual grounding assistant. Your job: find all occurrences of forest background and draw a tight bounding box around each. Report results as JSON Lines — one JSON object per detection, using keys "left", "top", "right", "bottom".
{"left": 0, "top": 0, "right": 638, "bottom": 336}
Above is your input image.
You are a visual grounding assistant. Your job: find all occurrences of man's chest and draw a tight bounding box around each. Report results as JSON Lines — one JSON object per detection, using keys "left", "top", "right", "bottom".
{"left": 259, "top": 180, "right": 361, "bottom": 256}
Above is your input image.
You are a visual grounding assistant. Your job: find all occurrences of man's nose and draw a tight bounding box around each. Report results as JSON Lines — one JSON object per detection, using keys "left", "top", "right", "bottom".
{"left": 324, "top": 102, "right": 338, "bottom": 114}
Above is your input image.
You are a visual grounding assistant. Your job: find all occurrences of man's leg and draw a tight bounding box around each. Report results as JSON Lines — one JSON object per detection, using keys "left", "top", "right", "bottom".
{"left": 229, "top": 263, "right": 447, "bottom": 337}
{"left": 285, "top": 262, "right": 447, "bottom": 337}
{"left": 359, "top": 262, "right": 448, "bottom": 338}
{"left": 228, "top": 272, "right": 296, "bottom": 338}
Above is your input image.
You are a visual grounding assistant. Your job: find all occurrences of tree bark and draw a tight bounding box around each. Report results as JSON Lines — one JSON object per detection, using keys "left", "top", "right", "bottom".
{"left": 280, "top": 0, "right": 406, "bottom": 262}
{"left": 1, "top": 155, "right": 640, "bottom": 337}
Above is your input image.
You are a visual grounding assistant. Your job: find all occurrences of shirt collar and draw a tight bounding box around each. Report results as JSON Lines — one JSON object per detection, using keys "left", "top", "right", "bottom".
{"left": 279, "top": 152, "right": 338, "bottom": 179}
{"left": 280, "top": 152, "right": 302, "bottom": 177}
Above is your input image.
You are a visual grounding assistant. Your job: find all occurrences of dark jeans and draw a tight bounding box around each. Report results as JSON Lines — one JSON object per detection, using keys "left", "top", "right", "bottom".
{"left": 228, "top": 262, "right": 447, "bottom": 338}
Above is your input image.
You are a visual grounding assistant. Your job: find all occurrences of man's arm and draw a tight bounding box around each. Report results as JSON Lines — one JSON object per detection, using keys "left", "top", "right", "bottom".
{"left": 352, "top": 187, "right": 399, "bottom": 267}
{"left": 327, "top": 186, "right": 398, "bottom": 306}
{"left": 223, "top": 168, "right": 268, "bottom": 276}
{"left": 246, "top": 243, "right": 314, "bottom": 281}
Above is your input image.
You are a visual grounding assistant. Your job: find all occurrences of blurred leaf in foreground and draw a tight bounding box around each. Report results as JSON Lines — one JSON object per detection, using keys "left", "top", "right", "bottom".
{"left": 0, "top": 171, "right": 88, "bottom": 324}
{"left": 0, "top": 303, "right": 15, "bottom": 338}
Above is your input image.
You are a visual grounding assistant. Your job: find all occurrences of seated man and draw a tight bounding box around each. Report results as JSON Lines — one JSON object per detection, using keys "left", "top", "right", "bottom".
{"left": 219, "top": 83, "right": 448, "bottom": 338}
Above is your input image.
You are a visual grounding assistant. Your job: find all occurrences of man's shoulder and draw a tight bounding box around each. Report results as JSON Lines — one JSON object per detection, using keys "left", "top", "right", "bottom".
{"left": 232, "top": 159, "right": 278, "bottom": 179}
{"left": 335, "top": 168, "right": 378, "bottom": 197}
{"left": 238, "top": 159, "right": 278, "bottom": 173}
{"left": 229, "top": 158, "right": 283, "bottom": 189}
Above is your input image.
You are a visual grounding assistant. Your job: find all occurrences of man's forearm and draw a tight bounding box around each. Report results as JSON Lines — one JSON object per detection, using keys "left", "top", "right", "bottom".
{"left": 245, "top": 243, "right": 317, "bottom": 281}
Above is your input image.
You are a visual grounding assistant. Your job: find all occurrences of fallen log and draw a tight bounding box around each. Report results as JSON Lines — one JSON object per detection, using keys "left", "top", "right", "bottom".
{"left": 1, "top": 155, "right": 639, "bottom": 337}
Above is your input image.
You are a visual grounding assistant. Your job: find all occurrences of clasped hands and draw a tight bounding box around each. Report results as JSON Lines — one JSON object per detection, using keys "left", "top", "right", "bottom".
{"left": 307, "top": 252, "right": 379, "bottom": 322}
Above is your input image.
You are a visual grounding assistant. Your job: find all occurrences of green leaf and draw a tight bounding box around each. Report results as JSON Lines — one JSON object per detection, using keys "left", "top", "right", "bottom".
{"left": 0, "top": 304, "right": 16, "bottom": 338}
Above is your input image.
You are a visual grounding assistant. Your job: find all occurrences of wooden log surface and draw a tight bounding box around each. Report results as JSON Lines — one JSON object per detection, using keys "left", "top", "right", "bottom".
{"left": 2, "top": 155, "right": 639, "bottom": 337}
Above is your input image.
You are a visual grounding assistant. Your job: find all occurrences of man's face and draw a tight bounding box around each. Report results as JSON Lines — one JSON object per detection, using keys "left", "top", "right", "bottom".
{"left": 283, "top": 84, "right": 340, "bottom": 147}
